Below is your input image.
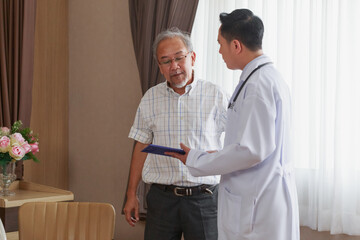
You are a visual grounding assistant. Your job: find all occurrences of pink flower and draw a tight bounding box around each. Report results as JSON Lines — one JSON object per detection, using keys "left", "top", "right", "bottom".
{"left": 0, "top": 127, "right": 10, "bottom": 135}
{"left": 11, "top": 133, "right": 25, "bottom": 144}
{"left": 30, "top": 142, "right": 39, "bottom": 154}
{"left": 0, "top": 136, "right": 11, "bottom": 153}
{"left": 22, "top": 142, "right": 32, "bottom": 154}
{"left": 9, "top": 144, "right": 26, "bottom": 160}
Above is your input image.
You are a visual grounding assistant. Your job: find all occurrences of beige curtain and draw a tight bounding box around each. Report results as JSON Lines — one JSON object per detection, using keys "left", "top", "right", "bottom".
{"left": 126, "top": 0, "right": 199, "bottom": 219}
{"left": 0, "top": 0, "right": 37, "bottom": 179}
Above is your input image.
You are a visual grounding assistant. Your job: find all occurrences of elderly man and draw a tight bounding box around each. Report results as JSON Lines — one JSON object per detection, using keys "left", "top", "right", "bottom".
{"left": 123, "top": 28, "right": 229, "bottom": 240}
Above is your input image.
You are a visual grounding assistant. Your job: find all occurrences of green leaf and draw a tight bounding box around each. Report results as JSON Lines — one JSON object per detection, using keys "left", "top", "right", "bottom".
{"left": 0, "top": 152, "right": 12, "bottom": 162}
{"left": 11, "top": 120, "right": 23, "bottom": 134}
{"left": 26, "top": 152, "right": 40, "bottom": 163}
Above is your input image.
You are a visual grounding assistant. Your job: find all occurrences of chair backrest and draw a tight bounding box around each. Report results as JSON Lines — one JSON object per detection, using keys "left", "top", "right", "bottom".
{"left": 18, "top": 202, "right": 115, "bottom": 240}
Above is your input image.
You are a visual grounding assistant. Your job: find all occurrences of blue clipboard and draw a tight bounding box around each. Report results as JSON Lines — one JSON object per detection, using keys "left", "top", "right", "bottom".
{"left": 141, "top": 144, "right": 185, "bottom": 156}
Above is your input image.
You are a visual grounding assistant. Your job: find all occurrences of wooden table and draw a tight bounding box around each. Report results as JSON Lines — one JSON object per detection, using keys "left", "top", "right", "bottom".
{"left": 0, "top": 180, "right": 74, "bottom": 233}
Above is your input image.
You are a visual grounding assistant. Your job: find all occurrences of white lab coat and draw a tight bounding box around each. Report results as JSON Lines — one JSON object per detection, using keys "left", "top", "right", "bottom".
{"left": 187, "top": 55, "right": 300, "bottom": 240}
{"left": 0, "top": 219, "right": 6, "bottom": 240}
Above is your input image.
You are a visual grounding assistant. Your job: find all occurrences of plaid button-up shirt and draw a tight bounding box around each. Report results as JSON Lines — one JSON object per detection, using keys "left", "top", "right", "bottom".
{"left": 129, "top": 78, "right": 229, "bottom": 186}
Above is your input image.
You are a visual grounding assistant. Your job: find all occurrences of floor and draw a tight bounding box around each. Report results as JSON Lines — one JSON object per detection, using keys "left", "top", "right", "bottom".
{"left": 301, "top": 227, "right": 360, "bottom": 240}
{"left": 8, "top": 227, "right": 360, "bottom": 240}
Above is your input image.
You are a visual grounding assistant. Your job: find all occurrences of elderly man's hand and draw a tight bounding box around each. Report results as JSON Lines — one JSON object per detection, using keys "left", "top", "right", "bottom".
{"left": 165, "top": 143, "right": 190, "bottom": 164}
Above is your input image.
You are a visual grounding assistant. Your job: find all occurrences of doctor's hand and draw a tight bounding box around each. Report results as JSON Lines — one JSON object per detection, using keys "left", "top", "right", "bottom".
{"left": 166, "top": 143, "right": 190, "bottom": 165}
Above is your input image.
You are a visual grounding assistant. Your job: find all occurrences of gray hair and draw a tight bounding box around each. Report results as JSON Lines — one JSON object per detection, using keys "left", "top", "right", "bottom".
{"left": 152, "top": 27, "right": 193, "bottom": 61}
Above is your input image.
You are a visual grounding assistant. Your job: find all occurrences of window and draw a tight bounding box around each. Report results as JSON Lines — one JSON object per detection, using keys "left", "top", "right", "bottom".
{"left": 191, "top": 0, "right": 360, "bottom": 235}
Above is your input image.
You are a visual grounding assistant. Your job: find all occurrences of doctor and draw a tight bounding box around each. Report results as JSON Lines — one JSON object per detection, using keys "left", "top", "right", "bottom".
{"left": 168, "top": 9, "right": 300, "bottom": 240}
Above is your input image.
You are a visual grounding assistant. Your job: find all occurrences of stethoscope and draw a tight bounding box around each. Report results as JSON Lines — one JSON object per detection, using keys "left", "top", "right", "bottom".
{"left": 228, "top": 62, "right": 273, "bottom": 109}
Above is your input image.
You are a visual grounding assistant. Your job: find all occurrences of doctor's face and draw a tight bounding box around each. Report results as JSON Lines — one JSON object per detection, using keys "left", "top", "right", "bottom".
{"left": 218, "top": 28, "right": 236, "bottom": 70}
{"left": 157, "top": 37, "right": 196, "bottom": 90}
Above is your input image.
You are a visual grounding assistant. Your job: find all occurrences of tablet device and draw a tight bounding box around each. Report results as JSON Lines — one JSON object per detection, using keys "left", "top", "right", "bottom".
{"left": 141, "top": 144, "right": 186, "bottom": 156}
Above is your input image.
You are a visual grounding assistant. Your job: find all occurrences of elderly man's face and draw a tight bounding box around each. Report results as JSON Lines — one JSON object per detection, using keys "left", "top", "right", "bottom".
{"left": 157, "top": 37, "right": 195, "bottom": 91}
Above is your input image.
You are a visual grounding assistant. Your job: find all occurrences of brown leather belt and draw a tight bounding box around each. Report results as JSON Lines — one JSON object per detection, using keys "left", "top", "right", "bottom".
{"left": 152, "top": 183, "right": 215, "bottom": 196}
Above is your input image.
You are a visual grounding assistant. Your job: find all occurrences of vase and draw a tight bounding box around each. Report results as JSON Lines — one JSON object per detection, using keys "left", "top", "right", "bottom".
{"left": 0, "top": 161, "right": 16, "bottom": 196}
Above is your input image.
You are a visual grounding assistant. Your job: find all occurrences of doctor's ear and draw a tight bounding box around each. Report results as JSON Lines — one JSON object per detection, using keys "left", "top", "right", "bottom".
{"left": 232, "top": 40, "right": 242, "bottom": 54}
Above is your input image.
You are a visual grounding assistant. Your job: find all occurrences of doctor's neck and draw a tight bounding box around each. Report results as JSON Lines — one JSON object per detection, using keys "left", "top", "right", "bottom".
{"left": 239, "top": 48, "right": 264, "bottom": 70}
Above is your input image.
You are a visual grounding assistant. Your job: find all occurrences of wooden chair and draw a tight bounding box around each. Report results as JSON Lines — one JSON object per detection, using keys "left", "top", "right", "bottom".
{"left": 18, "top": 202, "right": 115, "bottom": 240}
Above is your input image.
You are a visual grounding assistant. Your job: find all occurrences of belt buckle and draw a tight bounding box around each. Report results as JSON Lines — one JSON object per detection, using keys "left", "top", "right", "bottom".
{"left": 174, "top": 187, "right": 192, "bottom": 196}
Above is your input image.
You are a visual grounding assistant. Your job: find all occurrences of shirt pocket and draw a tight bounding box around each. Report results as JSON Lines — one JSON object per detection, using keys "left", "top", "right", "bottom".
{"left": 220, "top": 188, "right": 255, "bottom": 235}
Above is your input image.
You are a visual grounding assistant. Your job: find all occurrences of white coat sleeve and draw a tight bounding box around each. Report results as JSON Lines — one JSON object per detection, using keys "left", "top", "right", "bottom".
{"left": 186, "top": 95, "right": 277, "bottom": 176}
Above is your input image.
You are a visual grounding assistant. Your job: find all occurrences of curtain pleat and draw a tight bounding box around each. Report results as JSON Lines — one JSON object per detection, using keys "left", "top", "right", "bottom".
{"left": 126, "top": 0, "right": 199, "bottom": 219}
{"left": 0, "top": 0, "right": 37, "bottom": 179}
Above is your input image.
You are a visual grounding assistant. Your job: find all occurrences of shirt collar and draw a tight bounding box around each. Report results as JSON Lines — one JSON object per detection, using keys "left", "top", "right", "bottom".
{"left": 240, "top": 55, "right": 272, "bottom": 82}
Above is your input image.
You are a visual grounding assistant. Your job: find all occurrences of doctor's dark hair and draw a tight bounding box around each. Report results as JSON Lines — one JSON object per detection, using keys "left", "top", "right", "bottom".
{"left": 152, "top": 27, "right": 193, "bottom": 61}
{"left": 219, "top": 9, "right": 264, "bottom": 51}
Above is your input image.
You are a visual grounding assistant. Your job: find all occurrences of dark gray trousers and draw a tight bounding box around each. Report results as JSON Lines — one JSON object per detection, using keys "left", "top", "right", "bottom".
{"left": 144, "top": 184, "right": 218, "bottom": 240}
